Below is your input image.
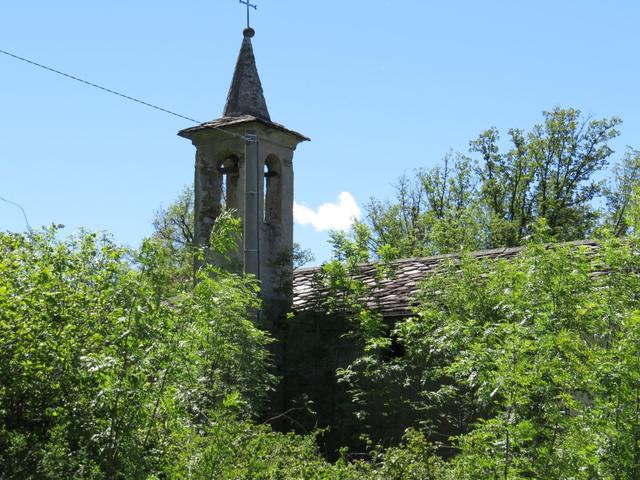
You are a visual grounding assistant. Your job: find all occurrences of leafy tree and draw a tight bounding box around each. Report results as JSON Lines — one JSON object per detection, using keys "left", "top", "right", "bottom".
{"left": 605, "top": 148, "right": 640, "bottom": 236}
{"left": 366, "top": 152, "right": 484, "bottom": 259}
{"left": 152, "top": 184, "right": 194, "bottom": 253}
{"left": 365, "top": 108, "right": 628, "bottom": 259}
{"left": 337, "top": 231, "right": 640, "bottom": 478}
{"left": 163, "top": 410, "right": 372, "bottom": 480}
{"left": 0, "top": 226, "right": 274, "bottom": 478}
{"left": 472, "top": 108, "right": 621, "bottom": 243}
{"left": 150, "top": 185, "right": 197, "bottom": 283}
{"left": 0, "top": 225, "right": 456, "bottom": 479}
{"left": 6, "top": 108, "right": 640, "bottom": 479}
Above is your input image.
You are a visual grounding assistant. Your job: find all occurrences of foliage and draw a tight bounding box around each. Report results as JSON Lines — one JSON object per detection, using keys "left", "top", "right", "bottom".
{"left": 6, "top": 107, "right": 640, "bottom": 478}
{"left": 338, "top": 233, "right": 640, "bottom": 478}
{"left": 605, "top": 148, "right": 640, "bottom": 236}
{"left": 163, "top": 411, "right": 369, "bottom": 480}
{"left": 0, "top": 225, "right": 449, "bottom": 479}
{"left": 151, "top": 185, "right": 195, "bottom": 279}
{"left": 366, "top": 152, "right": 485, "bottom": 258}
{"left": 365, "top": 108, "right": 637, "bottom": 259}
{"left": 472, "top": 108, "right": 621, "bottom": 244}
{"left": 152, "top": 185, "right": 194, "bottom": 253}
{"left": 0, "top": 226, "right": 274, "bottom": 478}
{"left": 366, "top": 429, "right": 446, "bottom": 480}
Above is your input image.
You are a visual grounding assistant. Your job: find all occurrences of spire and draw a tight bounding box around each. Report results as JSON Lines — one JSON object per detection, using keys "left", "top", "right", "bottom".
{"left": 223, "top": 28, "right": 271, "bottom": 121}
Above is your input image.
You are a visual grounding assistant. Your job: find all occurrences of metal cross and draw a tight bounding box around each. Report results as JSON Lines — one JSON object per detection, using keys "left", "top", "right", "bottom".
{"left": 239, "top": 0, "right": 257, "bottom": 28}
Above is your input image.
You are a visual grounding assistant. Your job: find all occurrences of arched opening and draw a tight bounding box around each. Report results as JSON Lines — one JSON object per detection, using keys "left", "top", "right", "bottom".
{"left": 264, "top": 155, "right": 282, "bottom": 225}
{"left": 219, "top": 155, "right": 240, "bottom": 211}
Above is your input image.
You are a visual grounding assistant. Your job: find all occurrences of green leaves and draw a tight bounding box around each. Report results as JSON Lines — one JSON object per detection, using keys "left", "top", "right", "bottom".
{"left": 399, "top": 239, "right": 640, "bottom": 477}
{"left": 0, "top": 226, "right": 274, "bottom": 478}
{"left": 366, "top": 107, "right": 635, "bottom": 260}
{"left": 329, "top": 234, "right": 640, "bottom": 477}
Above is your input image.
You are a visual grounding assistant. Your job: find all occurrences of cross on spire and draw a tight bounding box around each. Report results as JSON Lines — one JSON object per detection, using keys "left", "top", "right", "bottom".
{"left": 239, "top": 0, "right": 257, "bottom": 29}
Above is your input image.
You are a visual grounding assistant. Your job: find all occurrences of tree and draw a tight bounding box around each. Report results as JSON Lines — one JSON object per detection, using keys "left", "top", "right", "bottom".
{"left": 0, "top": 225, "right": 454, "bottom": 480}
{"left": 337, "top": 232, "right": 640, "bottom": 478}
{"left": 472, "top": 108, "right": 621, "bottom": 243}
{"left": 0, "top": 226, "right": 274, "bottom": 478}
{"left": 605, "top": 148, "right": 640, "bottom": 236}
{"left": 365, "top": 108, "right": 627, "bottom": 259}
{"left": 366, "top": 152, "right": 485, "bottom": 260}
{"left": 152, "top": 185, "right": 194, "bottom": 252}
{"left": 150, "top": 185, "right": 196, "bottom": 279}
{"left": 470, "top": 126, "right": 533, "bottom": 246}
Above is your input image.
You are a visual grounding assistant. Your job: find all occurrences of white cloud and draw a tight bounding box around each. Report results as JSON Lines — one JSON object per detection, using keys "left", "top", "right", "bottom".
{"left": 294, "top": 192, "right": 361, "bottom": 232}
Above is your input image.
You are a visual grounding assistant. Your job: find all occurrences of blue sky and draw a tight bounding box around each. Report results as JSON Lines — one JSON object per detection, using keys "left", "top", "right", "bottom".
{"left": 1, "top": 1, "right": 639, "bottom": 263}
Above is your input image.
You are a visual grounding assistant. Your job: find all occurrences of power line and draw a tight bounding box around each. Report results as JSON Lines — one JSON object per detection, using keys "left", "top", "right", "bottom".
{"left": 0, "top": 48, "right": 203, "bottom": 125}
{"left": 0, "top": 195, "right": 31, "bottom": 231}
{"left": 0, "top": 48, "right": 248, "bottom": 142}
{"left": 0, "top": 48, "right": 290, "bottom": 146}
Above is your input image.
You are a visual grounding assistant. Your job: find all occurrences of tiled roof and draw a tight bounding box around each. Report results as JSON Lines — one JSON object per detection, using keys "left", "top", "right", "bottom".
{"left": 292, "top": 240, "right": 600, "bottom": 319}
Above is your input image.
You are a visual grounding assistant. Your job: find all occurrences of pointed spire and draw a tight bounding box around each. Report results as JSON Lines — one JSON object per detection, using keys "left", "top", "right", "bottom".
{"left": 223, "top": 28, "right": 271, "bottom": 121}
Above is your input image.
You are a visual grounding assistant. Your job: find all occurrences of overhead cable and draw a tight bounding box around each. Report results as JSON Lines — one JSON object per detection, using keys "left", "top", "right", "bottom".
{"left": 0, "top": 48, "right": 247, "bottom": 141}
{"left": 0, "top": 195, "right": 32, "bottom": 231}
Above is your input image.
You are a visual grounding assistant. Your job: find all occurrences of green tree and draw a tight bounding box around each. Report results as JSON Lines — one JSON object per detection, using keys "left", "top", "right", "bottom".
{"left": 0, "top": 226, "right": 274, "bottom": 478}
{"left": 338, "top": 232, "right": 640, "bottom": 478}
{"left": 365, "top": 108, "right": 627, "bottom": 258}
{"left": 366, "top": 152, "right": 484, "bottom": 260}
{"left": 605, "top": 148, "right": 640, "bottom": 236}
{"left": 471, "top": 108, "right": 621, "bottom": 243}
{"left": 152, "top": 184, "right": 194, "bottom": 253}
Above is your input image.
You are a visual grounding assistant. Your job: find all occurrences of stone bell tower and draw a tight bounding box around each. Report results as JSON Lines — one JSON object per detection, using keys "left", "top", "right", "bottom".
{"left": 178, "top": 27, "right": 309, "bottom": 314}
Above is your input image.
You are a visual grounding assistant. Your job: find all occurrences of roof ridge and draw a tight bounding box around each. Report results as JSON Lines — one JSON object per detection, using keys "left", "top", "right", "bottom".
{"left": 294, "top": 239, "right": 600, "bottom": 273}
{"left": 293, "top": 239, "right": 603, "bottom": 317}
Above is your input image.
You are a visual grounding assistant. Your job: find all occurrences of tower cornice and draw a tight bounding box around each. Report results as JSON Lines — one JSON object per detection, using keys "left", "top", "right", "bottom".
{"left": 178, "top": 114, "right": 310, "bottom": 144}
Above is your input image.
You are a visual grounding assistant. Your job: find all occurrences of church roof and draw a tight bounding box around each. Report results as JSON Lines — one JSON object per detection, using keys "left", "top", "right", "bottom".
{"left": 292, "top": 240, "right": 600, "bottom": 319}
{"left": 178, "top": 114, "right": 309, "bottom": 142}
{"left": 223, "top": 27, "right": 271, "bottom": 121}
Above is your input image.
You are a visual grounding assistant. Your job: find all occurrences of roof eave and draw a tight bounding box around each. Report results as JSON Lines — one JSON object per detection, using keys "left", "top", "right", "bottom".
{"left": 178, "top": 115, "right": 310, "bottom": 143}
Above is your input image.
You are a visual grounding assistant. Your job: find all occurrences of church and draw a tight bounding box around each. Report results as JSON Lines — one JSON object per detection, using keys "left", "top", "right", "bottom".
{"left": 176, "top": 23, "right": 446, "bottom": 322}
{"left": 177, "top": 25, "right": 599, "bottom": 323}
{"left": 175, "top": 26, "right": 603, "bottom": 442}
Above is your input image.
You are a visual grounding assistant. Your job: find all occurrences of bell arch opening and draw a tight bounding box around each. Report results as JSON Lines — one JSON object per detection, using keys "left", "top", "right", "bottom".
{"left": 264, "top": 155, "right": 282, "bottom": 225}
{"left": 219, "top": 155, "right": 240, "bottom": 211}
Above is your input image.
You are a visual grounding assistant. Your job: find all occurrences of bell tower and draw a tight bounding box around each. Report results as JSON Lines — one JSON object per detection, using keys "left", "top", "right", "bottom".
{"left": 178, "top": 27, "right": 309, "bottom": 313}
